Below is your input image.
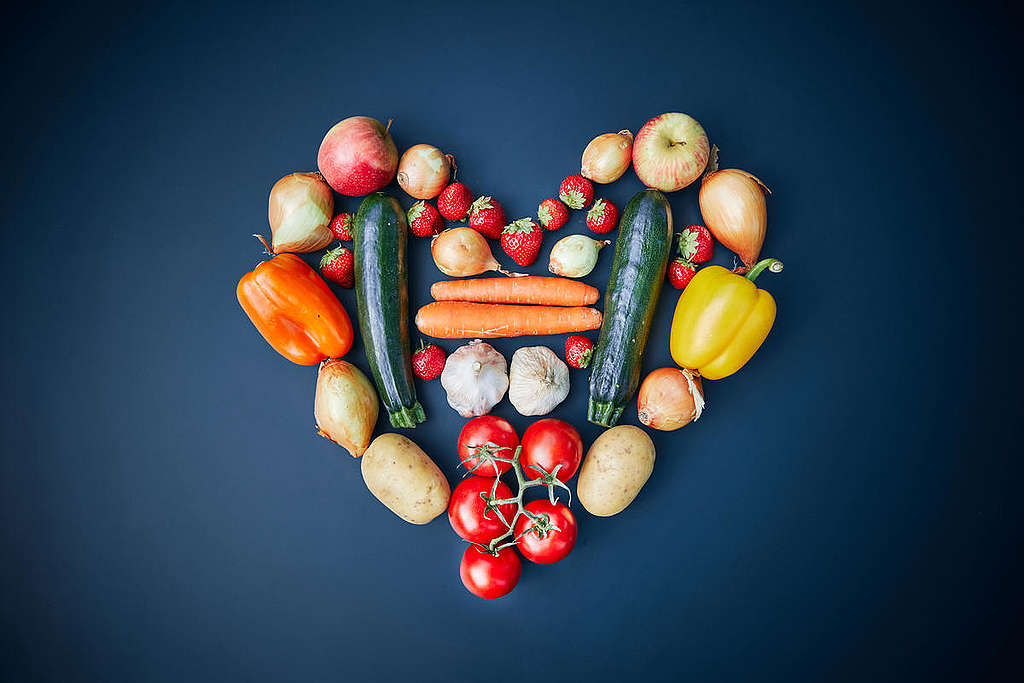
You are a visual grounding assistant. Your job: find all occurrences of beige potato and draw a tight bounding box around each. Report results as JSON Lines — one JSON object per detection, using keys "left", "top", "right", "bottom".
{"left": 361, "top": 434, "right": 450, "bottom": 524}
{"left": 577, "top": 425, "right": 655, "bottom": 517}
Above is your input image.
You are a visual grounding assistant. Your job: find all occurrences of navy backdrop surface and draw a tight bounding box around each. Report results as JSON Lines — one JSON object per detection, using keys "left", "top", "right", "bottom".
{"left": 1, "top": 1, "right": 1019, "bottom": 681}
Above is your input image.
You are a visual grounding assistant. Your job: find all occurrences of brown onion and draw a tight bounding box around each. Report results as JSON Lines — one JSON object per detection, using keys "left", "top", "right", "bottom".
{"left": 314, "top": 359, "right": 379, "bottom": 457}
{"left": 397, "top": 144, "right": 453, "bottom": 199}
{"left": 637, "top": 368, "right": 704, "bottom": 431}
{"left": 699, "top": 162, "right": 770, "bottom": 270}
{"left": 581, "top": 130, "right": 633, "bottom": 184}
{"left": 267, "top": 172, "right": 334, "bottom": 253}
{"left": 431, "top": 227, "right": 511, "bottom": 277}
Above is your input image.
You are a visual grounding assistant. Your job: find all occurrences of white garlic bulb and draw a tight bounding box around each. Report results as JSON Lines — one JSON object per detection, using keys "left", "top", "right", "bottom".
{"left": 508, "top": 346, "right": 570, "bottom": 416}
{"left": 440, "top": 340, "right": 509, "bottom": 417}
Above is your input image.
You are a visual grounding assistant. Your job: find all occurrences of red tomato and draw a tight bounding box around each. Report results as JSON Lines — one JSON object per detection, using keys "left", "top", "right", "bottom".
{"left": 460, "top": 545, "right": 521, "bottom": 599}
{"left": 448, "top": 476, "right": 518, "bottom": 544}
{"left": 520, "top": 418, "right": 583, "bottom": 481}
{"left": 513, "top": 500, "right": 578, "bottom": 564}
{"left": 457, "top": 416, "right": 519, "bottom": 477}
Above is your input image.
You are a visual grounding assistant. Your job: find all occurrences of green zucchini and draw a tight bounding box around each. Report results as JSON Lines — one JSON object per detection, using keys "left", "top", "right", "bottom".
{"left": 353, "top": 192, "right": 425, "bottom": 428}
{"left": 587, "top": 189, "right": 673, "bottom": 426}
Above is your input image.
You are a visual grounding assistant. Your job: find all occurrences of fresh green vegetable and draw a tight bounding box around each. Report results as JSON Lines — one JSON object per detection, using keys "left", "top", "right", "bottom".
{"left": 587, "top": 189, "right": 673, "bottom": 426}
{"left": 353, "top": 192, "right": 425, "bottom": 427}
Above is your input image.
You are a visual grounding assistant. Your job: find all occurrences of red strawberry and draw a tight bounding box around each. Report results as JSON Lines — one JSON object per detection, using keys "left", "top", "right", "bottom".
{"left": 537, "top": 198, "right": 570, "bottom": 230}
{"left": 468, "top": 196, "right": 506, "bottom": 239}
{"left": 586, "top": 199, "right": 619, "bottom": 234}
{"left": 437, "top": 182, "right": 474, "bottom": 220}
{"left": 320, "top": 246, "right": 354, "bottom": 288}
{"left": 407, "top": 200, "right": 443, "bottom": 237}
{"left": 559, "top": 174, "right": 594, "bottom": 210}
{"left": 677, "top": 225, "right": 714, "bottom": 263}
{"left": 329, "top": 212, "right": 354, "bottom": 241}
{"left": 564, "top": 335, "right": 593, "bottom": 369}
{"left": 500, "top": 218, "right": 543, "bottom": 266}
{"left": 412, "top": 341, "right": 446, "bottom": 380}
{"left": 667, "top": 258, "right": 697, "bottom": 290}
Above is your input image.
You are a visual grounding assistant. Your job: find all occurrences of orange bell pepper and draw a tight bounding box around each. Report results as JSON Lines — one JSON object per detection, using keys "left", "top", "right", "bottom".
{"left": 237, "top": 253, "right": 354, "bottom": 365}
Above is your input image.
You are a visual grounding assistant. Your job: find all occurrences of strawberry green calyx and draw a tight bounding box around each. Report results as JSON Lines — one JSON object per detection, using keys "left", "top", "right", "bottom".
{"left": 538, "top": 204, "right": 552, "bottom": 225}
{"left": 587, "top": 199, "right": 607, "bottom": 221}
{"left": 677, "top": 229, "right": 698, "bottom": 260}
{"left": 407, "top": 201, "right": 426, "bottom": 222}
{"left": 561, "top": 190, "right": 586, "bottom": 209}
{"left": 319, "top": 245, "right": 348, "bottom": 268}
{"left": 503, "top": 218, "right": 536, "bottom": 234}
{"left": 470, "top": 196, "right": 494, "bottom": 215}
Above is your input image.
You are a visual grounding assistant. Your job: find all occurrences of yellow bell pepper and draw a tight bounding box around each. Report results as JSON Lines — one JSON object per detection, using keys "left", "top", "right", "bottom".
{"left": 669, "top": 258, "right": 783, "bottom": 380}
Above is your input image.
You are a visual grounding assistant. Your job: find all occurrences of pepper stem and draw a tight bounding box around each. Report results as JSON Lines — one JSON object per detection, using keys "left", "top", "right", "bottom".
{"left": 745, "top": 258, "right": 784, "bottom": 282}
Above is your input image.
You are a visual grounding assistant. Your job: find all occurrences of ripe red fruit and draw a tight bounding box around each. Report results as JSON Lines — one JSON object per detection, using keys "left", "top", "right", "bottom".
{"left": 537, "top": 198, "right": 570, "bottom": 230}
{"left": 437, "top": 182, "right": 474, "bottom": 220}
{"left": 500, "top": 218, "right": 543, "bottom": 266}
{"left": 329, "top": 212, "right": 354, "bottom": 241}
{"left": 513, "top": 499, "right": 577, "bottom": 564}
{"left": 564, "top": 335, "right": 594, "bottom": 369}
{"left": 411, "top": 341, "right": 446, "bottom": 380}
{"left": 667, "top": 258, "right": 697, "bottom": 289}
{"left": 586, "top": 199, "right": 619, "bottom": 234}
{"left": 468, "top": 196, "right": 507, "bottom": 239}
{"left": 407, "top": 200, "right": 443, "bottom": 237}
{"left": 460, "top": 545, "right": 521, "bottom": 599}
{"left": 677, "top": 224, "right": 714, "bottom": 263}
{"left": 559, "top": 174, "right": 594, "bottom": 209}
{"left": 319, "top": 246, "right": 355, "bottom": 288}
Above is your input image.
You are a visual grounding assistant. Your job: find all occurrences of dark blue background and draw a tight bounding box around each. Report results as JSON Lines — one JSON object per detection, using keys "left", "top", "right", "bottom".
{"left": 2, "top": 1, "right": 1019, "bottom": 681}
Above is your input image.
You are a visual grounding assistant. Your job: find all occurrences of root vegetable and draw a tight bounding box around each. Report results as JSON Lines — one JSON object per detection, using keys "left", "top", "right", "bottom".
{"left": 548, "top": 234, "right": 610, "bottom": 278}
{"left": 577, "top": 426, "right": 655, "bottom": 517}
{"left": 581, "top": 130, "right": 634, "bottom": 184}
{"left": 636, "top": 368, "right": 704, "bottom": 431}
{"left": 361, "top": 433, "right": 450, "bottom": 524}
{"left": 415, "top": 302, "right": 602, "bottom": 338}
{"left": 397, "top": 144, "right": 453, "bottom": 199}
{"left": 429, "top": 276, "right": 599, "bottom": 306}
{"left": 440, "top": 340, "right": 509, "bottom": 417}
{"left": 267, "top": 172, "right": 334, "bottom": 253}
{"left": 431, "top": 227, "right": 510, "bottom": 277}
{"left": 508, "top": 346, "right": 570, "bottom": 416}
{"left": 313, "top": 359, "right": 379, "bottom": 457}
{"left": 699, "top": 148, "right": 770, "bottom": 270}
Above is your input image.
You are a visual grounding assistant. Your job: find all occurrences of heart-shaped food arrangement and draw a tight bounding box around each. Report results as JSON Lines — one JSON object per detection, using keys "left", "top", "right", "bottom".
{"left": 237, "top": 112, "right": 783, "bottom": 599}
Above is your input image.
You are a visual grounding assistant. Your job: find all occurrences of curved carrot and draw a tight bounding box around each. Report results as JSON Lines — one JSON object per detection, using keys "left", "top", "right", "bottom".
{"left": 415, "top": 302, "right": 602, "bottom": 338}
{"left": 430, "top": 276, "right": 599, "bottom": 306}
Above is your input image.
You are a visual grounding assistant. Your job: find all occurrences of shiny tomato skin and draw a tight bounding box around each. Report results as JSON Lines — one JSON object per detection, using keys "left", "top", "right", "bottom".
{"left": 457, "top": 416, "right": 519, "bottom": 477}
{"left": 513, "top": 500, "right": 578, "bottom": 564}
{"left": 520, "top": 418, "right": 583, "bottom": 481}
{"left": 460, "top": 545, "right": 522, "bottom": 599}
{"left": 448, "top": 476, "right": 518, "bottom": 544}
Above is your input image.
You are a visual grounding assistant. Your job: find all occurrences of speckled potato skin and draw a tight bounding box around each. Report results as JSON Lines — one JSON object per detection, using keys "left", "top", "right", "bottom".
{"left": 361, "top": 434, "right": 450, "bottom": 524}
{"left": 577, "top": 426, "right": 655, "bottom": 517}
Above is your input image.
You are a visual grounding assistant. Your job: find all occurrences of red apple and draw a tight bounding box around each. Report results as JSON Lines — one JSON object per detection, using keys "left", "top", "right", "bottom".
{"left": 317, "top": 116, "right": 398, "bottom": 196}
{"left": 632, "top": 113, "right": 710, "bottom": 192}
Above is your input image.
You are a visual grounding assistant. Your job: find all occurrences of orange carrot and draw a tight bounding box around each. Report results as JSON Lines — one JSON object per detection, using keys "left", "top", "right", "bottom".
{"left": 415, "top": 302, "right": 603, "bottom": 338}
{"left": 430, "top": 276, "right": 599, "bottom": 307}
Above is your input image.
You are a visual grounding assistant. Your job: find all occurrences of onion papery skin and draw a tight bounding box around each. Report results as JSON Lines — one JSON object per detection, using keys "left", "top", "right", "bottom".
{"left": 430, "top": 227, "right": 503, "bottom": 277}
{"left": 267, "top": 172, "right": 335, "bottom": 253}
{"left": 636, "top": 368, "right": 704, "bottom": 431}
{"left": 581, "top": 130, "right": 634, "bottom": 184}
{"left": 699, "top": 169, "right": 770, "bottom": 269}
{"left": 397, "top": 144, "right": 452, "bottom": 199}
